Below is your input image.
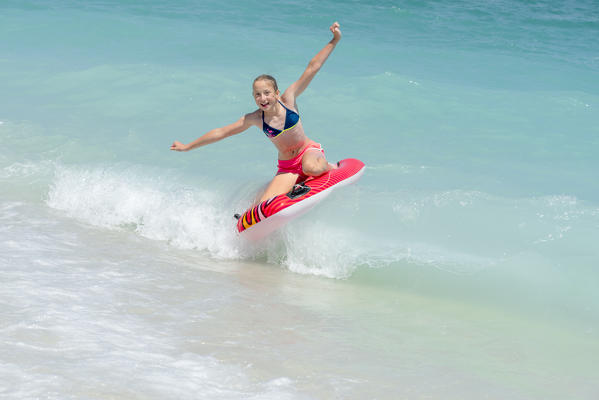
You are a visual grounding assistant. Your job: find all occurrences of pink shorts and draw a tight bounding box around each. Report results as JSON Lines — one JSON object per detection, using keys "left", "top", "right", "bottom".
{"left": 277, "top": 142, "right": 324, "bottom": 181}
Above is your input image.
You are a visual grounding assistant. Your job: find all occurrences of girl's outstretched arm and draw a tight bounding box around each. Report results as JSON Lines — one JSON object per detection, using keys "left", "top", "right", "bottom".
{"left": 170, "top": 112, "right": 257, "bottom": 152}
{"left": 283, "top": 22, "right": 341, "bottom": 103}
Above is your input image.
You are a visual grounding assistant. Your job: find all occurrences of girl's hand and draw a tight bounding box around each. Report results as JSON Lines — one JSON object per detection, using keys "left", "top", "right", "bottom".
{"left": 330, "top": 22, "right": 341, "bottom": 42}
{"left": 170, "top": 141, "right": 189, "bottom": 151}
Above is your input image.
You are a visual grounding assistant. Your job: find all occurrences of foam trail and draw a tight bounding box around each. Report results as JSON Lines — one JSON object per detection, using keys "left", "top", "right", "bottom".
{"left": 46, "top": 164, "right": 242, "bottom": 258}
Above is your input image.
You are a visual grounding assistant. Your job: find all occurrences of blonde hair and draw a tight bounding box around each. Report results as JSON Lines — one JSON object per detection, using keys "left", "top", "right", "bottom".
{"left": 253, "top": 74, "right": 278, "bottom": 92}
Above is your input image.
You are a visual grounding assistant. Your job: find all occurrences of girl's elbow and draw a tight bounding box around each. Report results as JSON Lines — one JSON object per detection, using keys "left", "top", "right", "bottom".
{"left": 210, "top": 128, "right": 226, "bottom": 142}
{"left": 308, "top": 60, "right": 322, "bottom": 72}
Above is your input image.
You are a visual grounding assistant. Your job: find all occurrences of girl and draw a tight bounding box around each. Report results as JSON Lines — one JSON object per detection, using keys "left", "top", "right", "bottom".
{"left": 170, "top": 22, "right": 342, "bottom": 203}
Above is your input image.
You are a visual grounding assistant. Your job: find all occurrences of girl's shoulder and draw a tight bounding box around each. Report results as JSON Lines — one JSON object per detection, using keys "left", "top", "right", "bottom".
{"left": 279, "top": 94, "right": 298, "bottom": 113}
{"left": 244, "top": 109, "right": 262, "bottom": 126}
{"left": 280, "top": 91, "right": 294, "bottom": 104}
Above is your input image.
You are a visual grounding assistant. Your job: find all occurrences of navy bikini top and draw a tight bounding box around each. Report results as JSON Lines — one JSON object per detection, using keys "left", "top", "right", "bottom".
{"left": 262, "top": 100, "right": 300, "bottom": 138}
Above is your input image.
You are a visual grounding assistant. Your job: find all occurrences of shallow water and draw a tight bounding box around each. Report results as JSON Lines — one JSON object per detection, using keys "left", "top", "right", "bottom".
{"left": 2, "top": 0, "right": 599, "bottom": 398}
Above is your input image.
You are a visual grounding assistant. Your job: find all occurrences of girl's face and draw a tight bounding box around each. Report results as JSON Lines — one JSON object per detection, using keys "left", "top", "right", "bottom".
{"left": 253, "top": 80, "right": 279, "bottom": 111}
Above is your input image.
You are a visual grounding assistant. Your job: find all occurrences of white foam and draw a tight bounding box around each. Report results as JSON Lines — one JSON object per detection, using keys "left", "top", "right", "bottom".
{"left": 46, "top": 164, "right": 241, "bottom": 259}
{"left": 42, "top": 164, "right": 505, "bottom": 280}
{"left": 1, "top": 161, "right": 55, "bottom": 179}
{"left": 43, "top": 163, "right": 377, "bottom": 279}
{"left": 280, "top": 222, "right": 364, "bottom": 279}
{"left": 42, "top": 162, "right": 599, "bottom": 283}
{"left": 0, "top": 200, "right": 306, "bottom": 400}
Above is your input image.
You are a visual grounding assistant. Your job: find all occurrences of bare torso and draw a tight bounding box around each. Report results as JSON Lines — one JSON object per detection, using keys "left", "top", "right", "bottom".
{"left": 251, "top": 96, "right": 311, "bottom": 160}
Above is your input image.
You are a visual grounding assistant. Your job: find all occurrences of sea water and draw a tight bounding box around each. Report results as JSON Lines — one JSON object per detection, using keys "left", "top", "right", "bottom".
{"left": 1, "top": 0, "right": 598, "bottom": 398}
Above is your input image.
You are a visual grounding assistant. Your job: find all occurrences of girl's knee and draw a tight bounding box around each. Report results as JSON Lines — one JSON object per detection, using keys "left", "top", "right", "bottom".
{"left": 258, "top": 173, "right": 298, "bottom": 202}
{"left": 302, "top": 155, "right": 329, "bottom": 176}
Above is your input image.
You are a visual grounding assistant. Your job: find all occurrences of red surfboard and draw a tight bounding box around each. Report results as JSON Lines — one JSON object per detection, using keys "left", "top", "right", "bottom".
{"left": 236, "top": 158, "right": 365, "bottom": 241}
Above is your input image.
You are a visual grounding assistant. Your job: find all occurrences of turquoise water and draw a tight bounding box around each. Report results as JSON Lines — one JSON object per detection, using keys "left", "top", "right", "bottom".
{"left": 2, "top": 1, "right": 599, "bottom": 398}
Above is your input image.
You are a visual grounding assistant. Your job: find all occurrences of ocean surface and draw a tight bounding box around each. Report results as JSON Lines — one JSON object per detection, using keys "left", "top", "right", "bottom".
{"left": 1, "top": 0, "right": 599, "bottom": 398}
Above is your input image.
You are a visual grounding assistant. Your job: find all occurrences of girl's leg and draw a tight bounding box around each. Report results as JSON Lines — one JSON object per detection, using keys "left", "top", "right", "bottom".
{"left": 301, "top": 148, "right": 333, "bottom": 176}
{"left": 258, "top": 172, "right": 299, "bottom": 202}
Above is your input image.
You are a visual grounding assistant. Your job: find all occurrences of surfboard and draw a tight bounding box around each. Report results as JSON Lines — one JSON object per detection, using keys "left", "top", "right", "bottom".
{"left": 235, "top": 158, "right": 365, "bottom": 241}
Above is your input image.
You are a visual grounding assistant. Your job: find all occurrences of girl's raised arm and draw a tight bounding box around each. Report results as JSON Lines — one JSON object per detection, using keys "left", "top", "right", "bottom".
{"left": 282, "top": 22, "right": 341, "bottom": 103}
